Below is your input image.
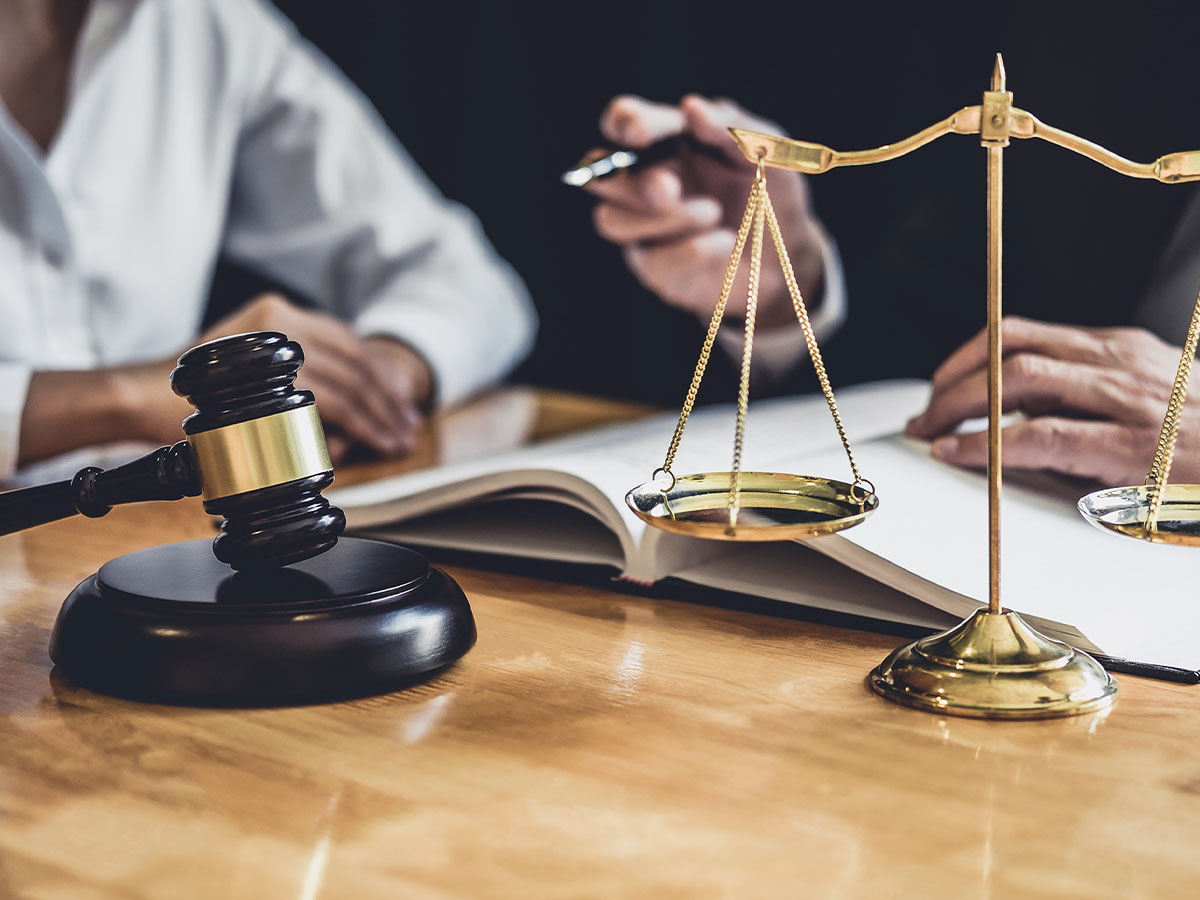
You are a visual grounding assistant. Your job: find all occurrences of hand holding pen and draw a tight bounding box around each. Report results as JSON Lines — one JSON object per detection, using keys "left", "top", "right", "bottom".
{"left": 570, "top": 95, "right": 829, "bottom": 329}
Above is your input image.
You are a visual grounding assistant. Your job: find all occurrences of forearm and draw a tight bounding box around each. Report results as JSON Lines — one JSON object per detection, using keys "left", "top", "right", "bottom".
{"left": 18, "top": 361, "right": 189, "bottom": 467}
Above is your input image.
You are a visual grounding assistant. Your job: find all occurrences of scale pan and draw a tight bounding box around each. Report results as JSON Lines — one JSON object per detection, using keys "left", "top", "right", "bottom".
{"left": 626, "top": 471, "right": 876, "bottom": 541}
{"left": 1078, "top": 483, "right": 1200, "bottom": 545}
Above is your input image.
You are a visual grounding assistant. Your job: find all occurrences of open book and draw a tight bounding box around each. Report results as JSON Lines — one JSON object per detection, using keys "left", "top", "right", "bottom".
{"left": 330, "top": 381, "right": 1200, "bottom": 682}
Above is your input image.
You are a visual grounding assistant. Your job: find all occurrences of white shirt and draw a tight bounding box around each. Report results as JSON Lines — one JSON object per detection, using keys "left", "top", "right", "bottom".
{"left": 0, "top": 0, "right": 537, "bottom": 478}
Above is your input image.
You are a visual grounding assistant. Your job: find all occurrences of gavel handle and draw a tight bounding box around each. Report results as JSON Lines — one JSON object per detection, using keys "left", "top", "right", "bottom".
{"left": 0, "top": 441, "right": 201, "bottom": 537}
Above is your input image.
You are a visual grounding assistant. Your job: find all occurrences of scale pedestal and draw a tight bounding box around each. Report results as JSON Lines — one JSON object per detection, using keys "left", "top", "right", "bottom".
{"left": 869, "top": 608, "right": 1116, "bottom": 719}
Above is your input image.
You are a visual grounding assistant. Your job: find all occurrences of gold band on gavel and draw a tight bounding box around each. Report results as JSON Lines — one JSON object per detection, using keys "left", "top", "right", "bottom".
{"left": 187, "top": 405, "right": 333, "bottom": 501}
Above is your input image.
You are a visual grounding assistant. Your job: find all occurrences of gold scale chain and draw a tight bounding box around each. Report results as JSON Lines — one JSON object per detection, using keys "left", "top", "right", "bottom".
{"left": 727, "top": 183, "right": 766, "bottom": 530}
{"left": 656, "top": 176, "right": 763, "bottom": 480}
{"left": 761, "top": 189, "right": 864, "bottom": 489}
{"left": 655, "top": 164, "right": 868, "bottom": 530}
{"left": 1145, "top": 284, "right": 1200, "bottom": 529}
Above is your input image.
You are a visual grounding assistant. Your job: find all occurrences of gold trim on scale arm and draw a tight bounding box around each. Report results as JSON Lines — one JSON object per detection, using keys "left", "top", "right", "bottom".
{"left": 729, "top": 103, "right": 1200, "bottom": 184}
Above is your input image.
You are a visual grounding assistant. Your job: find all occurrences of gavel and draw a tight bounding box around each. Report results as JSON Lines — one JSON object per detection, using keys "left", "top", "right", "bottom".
{"left": 0, "top": 331, "right": 346, "bottom": 570}
{"left": 2, "top": 331, "right": 476, "bottom": 705}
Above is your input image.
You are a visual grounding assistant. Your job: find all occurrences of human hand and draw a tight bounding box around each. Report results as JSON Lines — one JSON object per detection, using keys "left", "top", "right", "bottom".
{"left": 19, "top": 359, "right": 191, "bottom": 466}
{"left": 198, "top": 294, "right": 429, "bottom": 462}
{"left": 905, "top": 317, "right": 1200, "bottom": 486}
{"left": 586, "top": 94, "right": 827, "bottom": 329}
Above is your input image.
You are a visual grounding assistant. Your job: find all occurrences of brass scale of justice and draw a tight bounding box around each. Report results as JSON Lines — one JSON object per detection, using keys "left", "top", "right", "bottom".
{"left": 625, "top": 54, "right": 1200, "bottom": 719}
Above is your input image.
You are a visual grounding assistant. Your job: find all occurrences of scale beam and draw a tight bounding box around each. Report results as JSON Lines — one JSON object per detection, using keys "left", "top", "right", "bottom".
{"left": 732, "top": 111, "right": 1200, "bottom": 184}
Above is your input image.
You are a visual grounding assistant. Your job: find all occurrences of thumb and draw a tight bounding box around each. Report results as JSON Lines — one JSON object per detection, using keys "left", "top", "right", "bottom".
{"left": 600, "top": 95, "right": 686, "bottom": 147}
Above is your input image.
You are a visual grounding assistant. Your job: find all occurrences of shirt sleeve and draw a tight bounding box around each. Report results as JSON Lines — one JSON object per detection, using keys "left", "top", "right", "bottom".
{"left": 715, "top": 229, "right": 847, "bottom": 384}
{"left": 220, "top": 1, "right": 536, "bottom": 408}
{"left": 0, "top": 363, "right": 30, "bottom": 479}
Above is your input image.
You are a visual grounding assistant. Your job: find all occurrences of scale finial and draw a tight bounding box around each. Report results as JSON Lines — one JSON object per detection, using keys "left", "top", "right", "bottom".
{"left": 991, "top": 53, "right": 1006, "bottom": 91}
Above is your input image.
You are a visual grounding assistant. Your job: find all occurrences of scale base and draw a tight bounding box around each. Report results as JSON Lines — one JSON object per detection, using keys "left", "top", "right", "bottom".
{"left": 869, "top": 608, "right": 1117, "bottom": 719}
{"left": 49, "top": 537, "right": 476, "bottom": 706}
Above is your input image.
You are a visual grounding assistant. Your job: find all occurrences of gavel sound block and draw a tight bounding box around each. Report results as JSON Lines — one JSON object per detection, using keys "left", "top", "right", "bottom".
{"left": 1, "top": 332, "right": 475, "bottom": 704}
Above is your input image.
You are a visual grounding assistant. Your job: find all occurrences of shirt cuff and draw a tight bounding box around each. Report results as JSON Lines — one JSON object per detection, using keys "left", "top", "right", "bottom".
{"left": 715, "top": 230, "right": 848, "bottom": 383}
{"left": 0, "top": 364, "right": 32, "bottom": 480}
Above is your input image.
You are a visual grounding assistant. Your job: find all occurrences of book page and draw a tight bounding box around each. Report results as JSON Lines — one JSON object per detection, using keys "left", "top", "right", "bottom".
{"left": 796, "top": 434, "right": 1200, "bottom": 670}
{"left": 331, "top": 380, "right": 930, "bottom": 581}
{"left": 364, "top": 498, "right": 626, "bottom": 569}
{"left": 673, "top": 541, "right": 960, "bottom": 630}
{"left": 334, "top": 378, "right": 1200, "bottom": 671}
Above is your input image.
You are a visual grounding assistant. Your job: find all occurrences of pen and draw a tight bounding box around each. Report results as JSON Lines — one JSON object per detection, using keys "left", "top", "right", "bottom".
{"left": 560, "top": 135, "right": 730, "bottom": 187}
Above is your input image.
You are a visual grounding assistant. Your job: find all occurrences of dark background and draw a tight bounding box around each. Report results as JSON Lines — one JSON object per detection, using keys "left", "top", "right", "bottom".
{"left": 211, "top": 1, "right": 1200, "bottom": 405}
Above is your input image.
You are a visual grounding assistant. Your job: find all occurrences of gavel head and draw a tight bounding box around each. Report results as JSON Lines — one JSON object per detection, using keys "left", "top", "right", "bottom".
{"left": 170, "top": 331, "right": 346, "bottom": 571}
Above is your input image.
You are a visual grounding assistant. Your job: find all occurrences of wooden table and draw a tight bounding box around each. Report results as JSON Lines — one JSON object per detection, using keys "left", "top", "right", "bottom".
{"left": 1, "top": 390, "right": 1198, "bottom": 899}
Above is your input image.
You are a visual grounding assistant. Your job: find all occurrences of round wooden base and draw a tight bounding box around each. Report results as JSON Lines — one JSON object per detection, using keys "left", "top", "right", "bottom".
{"left": 49, "top": 537, "right": 476, "bottom": 706}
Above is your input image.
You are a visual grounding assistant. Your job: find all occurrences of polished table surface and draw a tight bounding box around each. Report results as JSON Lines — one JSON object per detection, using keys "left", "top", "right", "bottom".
{"left": 1, "top": 389, "right": 1199, "bottom": 899}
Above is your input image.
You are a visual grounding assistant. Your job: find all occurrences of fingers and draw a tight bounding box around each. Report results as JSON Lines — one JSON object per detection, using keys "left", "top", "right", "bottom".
{"left": 593, "top": 195, "right": 722, "bottom": 244}
{"left": 624, "top": 230, "right": 786, "bottom": 319}
{"left": 278, "top": 322, "right": 418, "bottom": 455}
{"left": 931, "top": 418, "right": 1150, "bottom": 485}
{"left": 361, "top": 335, "right": 432, "bottom": 415}
{"left": 299, "top": 325, "right": 401, "bottom": 414}
{"left": 680, "top": 94, "right": 783, "bottom": 161}
{"left": 600, "top": 95, "right": 686, "bottom": 147}
{"left": 931, "top": 317, "right": 1110, "bottom": 390}
{"left": 624, "top": 230, "right": 738, "bottom": 314}
{"left": 908, "top": 354, "right": 1147, "bottom": 439}
{"left": 201, "top": 295, "right": 420, "bottom": 457}
{"left": 599, "top": 93, "right": 778, "bottom": 154}
{"left": 310, "top": 324, "right": 426, "bottom": 431}
{"left": 587, "top": 96, "right": 689, "bottom": 215}
{"left": 296, "top": 367, "right": 414, "bottom": 457}
{"left": 588, "top": 94, "right": 817, "bottom": 320}
{"left": 584, "top": 161, "right": 684, "bottom": 212}
{"left": 586, "top": 93, "right": 769, "bottom": 213}
{"left": 324, "top": 432, "right": 351, "bottom": 467}
{"left": 907, "top": 317, "right": 1188, "bottom": 487}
